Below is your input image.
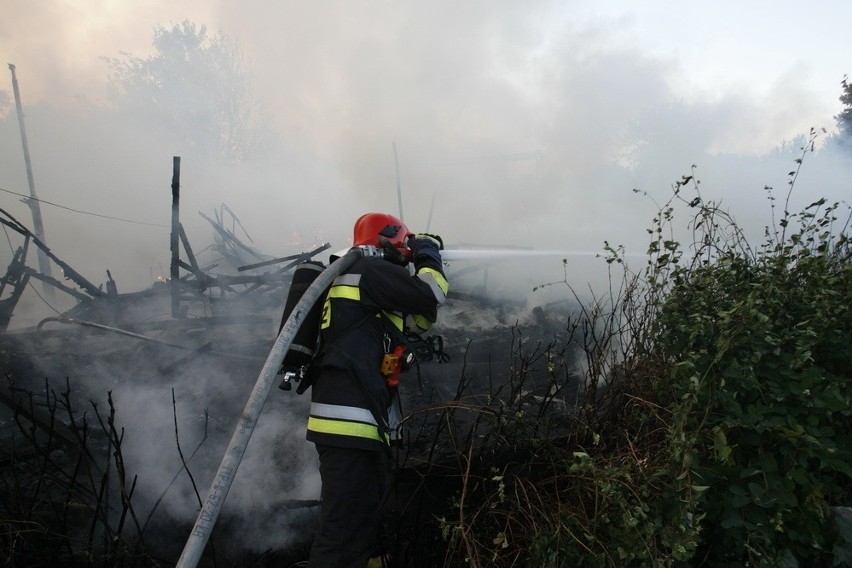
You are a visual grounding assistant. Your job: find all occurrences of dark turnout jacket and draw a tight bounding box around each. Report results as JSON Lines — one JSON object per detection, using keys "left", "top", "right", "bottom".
{"left": 306, "top": 252, "right": 448, "bottom": 451}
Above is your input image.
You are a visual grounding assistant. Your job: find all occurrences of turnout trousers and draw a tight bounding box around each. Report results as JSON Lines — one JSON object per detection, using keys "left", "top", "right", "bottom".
{"left": 309, "top": 444, "right": 391, "bottom": 567}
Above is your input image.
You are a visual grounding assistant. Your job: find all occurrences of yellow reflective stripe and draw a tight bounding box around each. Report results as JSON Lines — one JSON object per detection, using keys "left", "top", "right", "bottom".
{"left": 382, "top": 310, "right": 403, "bottom": 331}
{"left": 416, "top": 268, "right": 449, "bottom": 302}
{"left": 320, "top": 298, "right": 331, "bottom": 329}
{"left": 322, "top": 285, "right": 360, "bottom": 330}
{"left": 411, "top": 314, "right": 433, "bottom": 332}
{"left": 327, "top": 285, "right": 360, "bottom": 301}
{"left": 418, "top": 267, "right": 449, "bottom": 293}
{"left": 307, "top": 416, "right": 383, "bottom": 442}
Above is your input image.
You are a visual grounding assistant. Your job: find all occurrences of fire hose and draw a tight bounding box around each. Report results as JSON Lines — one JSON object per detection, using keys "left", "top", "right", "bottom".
{"left": 175, "top": 248, "right": 359, "bottom": 568}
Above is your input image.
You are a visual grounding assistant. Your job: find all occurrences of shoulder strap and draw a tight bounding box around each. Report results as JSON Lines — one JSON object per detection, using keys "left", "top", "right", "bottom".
{"left": 294, "top": 306, "right": 378, "bottom": 394}
{"left": 320, "top": 307, "right": 380, "bottom": 350}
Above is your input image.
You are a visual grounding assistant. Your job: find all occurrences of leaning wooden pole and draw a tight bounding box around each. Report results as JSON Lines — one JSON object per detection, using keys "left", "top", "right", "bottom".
{"left": 393, "top": 141, "right": 404, "bottom": 221}
{"left": 8, "top": 63, "right": 54, "bottom": 298}
{"left": 170, "top": 156, "right": 181, "bottom": 318}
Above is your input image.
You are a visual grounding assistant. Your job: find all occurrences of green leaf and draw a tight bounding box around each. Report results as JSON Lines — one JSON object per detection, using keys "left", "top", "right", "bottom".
{"left": 777, "top": 548, "right": 799, "bottom": 568}
{"left": 731, "top": 493, "right": 751, "bottom": 508}
{"left": 721, "top": 509, "right": 744, "bottom": 529}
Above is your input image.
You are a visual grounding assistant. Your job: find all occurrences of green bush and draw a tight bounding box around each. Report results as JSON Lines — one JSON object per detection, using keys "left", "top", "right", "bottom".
{"left": 655, "top": 194, "right": 851, "bottom": 565}
{"left": 437, "top": 132, "right": 852, "bottom": 566}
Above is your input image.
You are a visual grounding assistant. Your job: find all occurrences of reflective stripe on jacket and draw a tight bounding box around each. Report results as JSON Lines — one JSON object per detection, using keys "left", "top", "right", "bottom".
{"left": 307, "top": 402, "right": 386, "bottom": 443}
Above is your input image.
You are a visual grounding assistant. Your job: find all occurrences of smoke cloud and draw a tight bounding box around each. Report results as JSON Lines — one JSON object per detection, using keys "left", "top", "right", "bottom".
{"left": 1, "top": 0, "right": 850, "bottom": 559}
{"left": 1, "top": 2, "right": 848, "bottom": 293}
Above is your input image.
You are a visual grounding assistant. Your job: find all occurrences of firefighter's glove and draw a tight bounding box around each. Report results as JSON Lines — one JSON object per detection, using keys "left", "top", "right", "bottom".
{"left": 407, "top": 234, "right": 443, "bottom": 264}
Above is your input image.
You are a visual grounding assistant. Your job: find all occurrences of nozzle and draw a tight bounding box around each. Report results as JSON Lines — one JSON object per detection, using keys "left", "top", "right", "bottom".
{"left": 353, "top": 244, "right": 411, "bottom": 265}
{"left": 355, "top": 245, "right": 385, "bottom": 258}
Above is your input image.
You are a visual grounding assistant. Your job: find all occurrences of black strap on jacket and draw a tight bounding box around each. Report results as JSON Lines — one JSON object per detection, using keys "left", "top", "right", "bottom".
{"left": 319, "top": 341, "right": 394, "bottom": 450}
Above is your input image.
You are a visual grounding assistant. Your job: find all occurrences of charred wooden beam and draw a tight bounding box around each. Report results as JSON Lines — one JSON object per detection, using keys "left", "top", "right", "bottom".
{"left": 170, "top": 156, "right": 181, "bottom": 318}
{"left": 37, "top": 317, "right": 194, "bottom": 349}
{"left": 199, "top": 210, "right": 265, "bottom": 260}
{"left": 23, "top": 267, "right": 91, "bottom": 301}
{"left": 176, "top": 259, "right": 212, "bottom": 288}
{"left": 0, "top": 275, "right": 29, "bottom": 331}
{"left": 0, "top": 208, "right": 104, "bottom": 298}
{"left": 0, "top": 274, "right": 29, "bottom": 331}
{"left": 35, "top": 317, "right": 264, "bottom": 362}
{"left": 0, "top": 241, "right": 28, "bottom": 298}
{"left": 271, "top": 243, "right": 331, "bottom": 276}
{"left": 0, "top": 244, "right": 31, "bottom": 330}
{"left": 219, "top": 203, "right": 254, "bottom": 243}
{"left": 174, "top": 265, "right": 288, "bottom": 291}
{"left": 237, "top": 243, "right": 331, "bottom": 297}
{"left": 237, "top": 251, "right": 312, "bottom": 272}
{"left": 237, "top": 242, "right": 331, "bottom": 272}
{"left": 178, "top": 223, "right": 207, "bottom": 281}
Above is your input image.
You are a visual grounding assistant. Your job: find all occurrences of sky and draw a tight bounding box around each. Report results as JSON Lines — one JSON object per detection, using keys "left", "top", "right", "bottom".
{"left": 1, "top": 1, "right": 851, "bottom": 557}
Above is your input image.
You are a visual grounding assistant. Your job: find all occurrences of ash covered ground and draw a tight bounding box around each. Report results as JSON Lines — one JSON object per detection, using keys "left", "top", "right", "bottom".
{"left": 0, "top": 279, "right": 583, "bottom": 565}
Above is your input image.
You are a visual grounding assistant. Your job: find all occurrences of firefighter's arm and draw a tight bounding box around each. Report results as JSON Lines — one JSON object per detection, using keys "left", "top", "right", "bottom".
{"left": 408, "top": 234, "right": 448, "bottom": 303}
{"left": 364, "top": 239, "right": 448, "bottom": 322}
{"left": 406, "top": 234, "right": 449, "bottom": 332}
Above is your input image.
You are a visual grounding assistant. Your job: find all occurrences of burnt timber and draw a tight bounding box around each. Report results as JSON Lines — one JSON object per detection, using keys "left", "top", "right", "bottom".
{"left": 0, "top": 167, "right": 582, "bottom": 565}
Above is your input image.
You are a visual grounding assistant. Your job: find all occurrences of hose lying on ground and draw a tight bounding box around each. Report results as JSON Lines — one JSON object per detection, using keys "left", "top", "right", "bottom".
{"left": 176, "top": 249, "right": 359, "bottom": 568}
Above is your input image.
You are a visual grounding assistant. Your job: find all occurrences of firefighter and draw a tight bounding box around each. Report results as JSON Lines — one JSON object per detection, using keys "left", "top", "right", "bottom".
{"left": 307, "top": 212, "right": 449, "bottom": 567}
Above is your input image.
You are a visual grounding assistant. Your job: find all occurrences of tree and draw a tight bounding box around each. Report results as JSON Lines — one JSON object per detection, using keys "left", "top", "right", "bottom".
{"left": 832, "top": 75, "right": 852, "bottom": 150}
{"left": 105, "top": 21, "right": 268, "bottom": 163}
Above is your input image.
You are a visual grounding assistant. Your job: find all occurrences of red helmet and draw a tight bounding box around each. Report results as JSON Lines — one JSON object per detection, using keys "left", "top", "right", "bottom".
{"left": 353, "top": 212, "right": 413, "bottom": 258}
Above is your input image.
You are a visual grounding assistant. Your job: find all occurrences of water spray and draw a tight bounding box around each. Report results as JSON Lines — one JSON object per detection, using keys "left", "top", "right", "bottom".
{"left": 329, "top": 247, "right": 608, "bottom": 263}
{"left": 440, "top": 249, "right": 602, "bottom": 261}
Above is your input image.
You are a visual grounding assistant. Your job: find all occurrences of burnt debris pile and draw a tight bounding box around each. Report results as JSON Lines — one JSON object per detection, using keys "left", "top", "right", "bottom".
{"left": 0, "top": 202, "right": 332, "bottom": 565}
{"left": 0, "top": 201, "right": 587, "bottom": 566}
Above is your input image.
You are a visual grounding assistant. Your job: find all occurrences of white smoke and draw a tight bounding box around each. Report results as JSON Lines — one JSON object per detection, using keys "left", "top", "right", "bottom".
{"left": 1, "top": 0, "right": 850, "bottom": 560}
